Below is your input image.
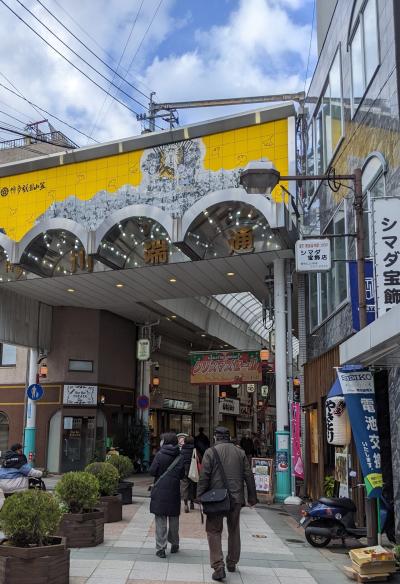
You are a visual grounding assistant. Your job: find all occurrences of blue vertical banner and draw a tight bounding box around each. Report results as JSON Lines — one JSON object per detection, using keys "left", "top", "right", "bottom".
{"left": 349, "top": 260, "right": 376, "bottom": 331}
{"left": 337, "top": 367, "right": 382, "bottom": 498}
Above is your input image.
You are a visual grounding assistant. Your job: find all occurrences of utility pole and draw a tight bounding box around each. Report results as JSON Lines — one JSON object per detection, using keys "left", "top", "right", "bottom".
{"left": 23, "top": 348, "right": 38, "bottom": 462}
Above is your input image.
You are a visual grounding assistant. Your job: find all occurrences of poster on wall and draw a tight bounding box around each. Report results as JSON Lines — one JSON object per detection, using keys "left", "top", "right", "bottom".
{"left": 291, "top": 402, "right": 304, "bottom": 479}
{"left": 309, "top": 409, "right": 319, "bottom": 464}
{"left": 252, "top": 458, "right": 273, "bottom": 495}
{"left": 190, "top": 351, "right": 261, "bottom": 384}
{"left": 337, "top": 367, "right": 383, "bottom": 498}
{"left": 63, "top": 385, "right": 98, "bottom": 405}
{"left": 372, "top": 197, "right": 400, "bottom": 315}
{"left": 335, "top": 446, "right": 349, "bottom": 498}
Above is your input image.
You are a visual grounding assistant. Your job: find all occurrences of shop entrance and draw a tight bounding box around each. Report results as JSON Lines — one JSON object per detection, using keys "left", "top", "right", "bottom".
{"left": 61, "top": 416, "right": 96, "bottom": 472}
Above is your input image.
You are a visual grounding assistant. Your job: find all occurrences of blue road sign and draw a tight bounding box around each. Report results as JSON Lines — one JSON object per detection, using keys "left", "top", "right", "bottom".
{"left": 137, "top": 394, "right": 150, "bottom": 409}
{"left": 27, "top": 383, "right": 44, "bottom": 401}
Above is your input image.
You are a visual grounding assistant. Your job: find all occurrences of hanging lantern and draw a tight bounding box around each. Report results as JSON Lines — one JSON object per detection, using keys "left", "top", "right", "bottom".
{"left": 260, "top": 347, "right": 270, "bottom": 361}
{"left": 326, "top": 396, "right": 351, "bottom": 446}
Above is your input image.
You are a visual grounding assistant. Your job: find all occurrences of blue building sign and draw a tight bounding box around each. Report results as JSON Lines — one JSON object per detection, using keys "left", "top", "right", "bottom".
{"left": 349, "top": 260, "right": 376, "bottom": 331}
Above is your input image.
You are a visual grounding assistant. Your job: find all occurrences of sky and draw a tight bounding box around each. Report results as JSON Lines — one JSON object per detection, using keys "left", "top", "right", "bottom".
{"left": 0, "top": 0, "right": 317, "bottom": 147}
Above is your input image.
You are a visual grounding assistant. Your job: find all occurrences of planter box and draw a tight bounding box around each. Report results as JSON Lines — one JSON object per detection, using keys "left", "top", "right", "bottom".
{"left": 118, "top": 481, "right": 133, "bottom": 505}
{"left": 0, "top": 536, "right": 69, "bottom": 584}
{"left": 57, "top": 510, "right": 104, "bottom": 548}
{"left": 99, "top": 494, "right": 123, "bottom": 522}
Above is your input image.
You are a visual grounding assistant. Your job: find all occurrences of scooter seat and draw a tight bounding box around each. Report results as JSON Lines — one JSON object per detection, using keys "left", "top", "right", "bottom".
{"left": 318, "top": 497, "right": 356, "bottom": 511}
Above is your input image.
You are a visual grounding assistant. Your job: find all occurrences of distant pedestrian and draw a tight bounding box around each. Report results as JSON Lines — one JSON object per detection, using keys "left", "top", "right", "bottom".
{"left": 240, "top": 432, "right": 255, "bottom": 462}
{"left": 181, "top": 435, "right": 197, "bottom": 513}
{"left": 197, "top": 426, "right": 257, "bottom": 581}
{"left": 149, "top": 432, "right": 185, "bottom": 558}
{"left": 194, "top": 427, "right": 210, "bottom": 459}
{"left": 177, "top": 432, "right": 188, "bottom": 450}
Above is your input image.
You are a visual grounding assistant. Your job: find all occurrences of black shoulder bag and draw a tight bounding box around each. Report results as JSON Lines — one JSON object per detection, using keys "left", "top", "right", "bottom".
{"left": 199, "top": 447, "right": 232, "bottom": 516}
{"left": 150, "top": 454, "right": 181, "bottom": 494}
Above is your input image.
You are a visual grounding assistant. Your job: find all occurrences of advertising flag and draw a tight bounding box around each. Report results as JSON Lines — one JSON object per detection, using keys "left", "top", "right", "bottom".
{"left": 337, "top": 368, "right": 383, "bottom": 498}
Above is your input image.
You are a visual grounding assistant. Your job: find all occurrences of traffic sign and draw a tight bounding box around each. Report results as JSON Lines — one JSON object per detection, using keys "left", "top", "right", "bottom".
{"left": 27, "top": 383, "right": 44, "bottom": 401}
{"left": 137, "top": 394, "right": 150, "bottom": 409}
{"left": 137, "top": 339, "right": 150, "bottom": 361}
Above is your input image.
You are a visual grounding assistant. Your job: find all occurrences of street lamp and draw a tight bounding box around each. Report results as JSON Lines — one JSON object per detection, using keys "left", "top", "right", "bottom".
{"left": 260, "top": 347, "right": 270, "bottom": 362}
{"left": 240, "top": 160, "right": 280, "bottom": 196}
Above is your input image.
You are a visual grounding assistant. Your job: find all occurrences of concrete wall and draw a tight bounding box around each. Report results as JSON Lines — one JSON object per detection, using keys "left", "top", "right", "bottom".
{"left": 0, "top": 346, "right": 28, "bottom": 384}
{"left": 98, "top": 311, "right": 136, "bottom": 388}
{"left": 0, "top": 142, "right": 66, "bottom": 165}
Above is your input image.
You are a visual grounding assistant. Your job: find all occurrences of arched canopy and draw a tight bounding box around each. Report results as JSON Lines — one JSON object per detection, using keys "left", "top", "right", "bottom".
{"left": 182, "top": 199, "right": 281, "bottom": 261}
{"left": 0, "top": 233, "right": 14, "bottom": 260}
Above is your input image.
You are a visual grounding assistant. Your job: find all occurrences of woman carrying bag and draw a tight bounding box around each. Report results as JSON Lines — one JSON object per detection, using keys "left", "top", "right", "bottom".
{"left": 181, "top": 435, "right": 199, "bottom": 512}
{"left": 149, "top": 433, "right": 185, "bottom": 558}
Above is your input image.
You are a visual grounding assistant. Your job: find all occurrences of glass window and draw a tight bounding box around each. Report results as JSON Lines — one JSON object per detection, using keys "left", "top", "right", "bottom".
{"left": 315, "top": 110, "right": 324, "bottom": 175}
{"left": 310, "top": 273, "right": 319, "bottom": 329}
{"left": 329, "top": 51, "right": 343, "bottom": 153}
{"left": 0, "top": 344, "right": 16, "bottom": 366}
{"left": 351, "top": 24, "right": 364, "bottom": 108}
{"left": 306, "top": 124, "right": 315, "bottom": 202}
{"left": 364, "top": 171, "right": 385, "bottom": 257}
{"left": 364, "top": 0, "right": 379, "bottom": 82}
{"left": 350, "top": 0, "right": 379, "bottom": 112}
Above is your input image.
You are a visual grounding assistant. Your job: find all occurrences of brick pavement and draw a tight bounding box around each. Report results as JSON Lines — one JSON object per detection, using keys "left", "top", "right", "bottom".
{"left": 68, "top": 496, "right": 377, "bottom": 584}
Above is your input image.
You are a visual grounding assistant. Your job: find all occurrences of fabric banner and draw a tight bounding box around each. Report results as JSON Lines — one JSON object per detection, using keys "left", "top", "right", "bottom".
{"left": 291, "top": 402, "right": 304, "bottom": 479}
{"left": 349, "top": 260, "right": 376, "bottom": 330}
{"left": 337, "top": 368, "right": 383, "bottom": 498}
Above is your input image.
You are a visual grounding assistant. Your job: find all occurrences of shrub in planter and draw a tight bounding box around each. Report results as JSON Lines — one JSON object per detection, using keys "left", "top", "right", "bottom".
{"left": 85, "top": 462, "right": 122, "bottom": 522}
{"left": 0, "top": 490, "right": 69, "bottom": 584}
{"left": 55, "top": 471, "right": 104, "bottom": 548}
{"left": 108, "top": 455, "right": 134, "bottom": 505}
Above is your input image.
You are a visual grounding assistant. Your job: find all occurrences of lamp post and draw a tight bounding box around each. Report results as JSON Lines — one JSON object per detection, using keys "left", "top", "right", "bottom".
{"left": 240, "top": 162, "right": 366, "bottom": 503}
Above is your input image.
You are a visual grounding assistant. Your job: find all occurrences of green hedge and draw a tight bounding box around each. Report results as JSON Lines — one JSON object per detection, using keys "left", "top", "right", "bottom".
{"left": 85, "top": 462, "right": 119, "bottom": 496}
{"left": 55, "top": 471, "right": 100, "bottom": 513}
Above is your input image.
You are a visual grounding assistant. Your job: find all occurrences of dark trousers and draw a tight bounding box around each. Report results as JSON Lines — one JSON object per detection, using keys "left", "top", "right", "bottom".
{"left": 205, "top": 504, "right": 242, "bottom": 570}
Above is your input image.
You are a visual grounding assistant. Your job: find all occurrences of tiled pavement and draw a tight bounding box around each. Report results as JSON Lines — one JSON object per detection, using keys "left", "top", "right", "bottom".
{"left": 68, "top": 496, "right": 375, "bottom": 584}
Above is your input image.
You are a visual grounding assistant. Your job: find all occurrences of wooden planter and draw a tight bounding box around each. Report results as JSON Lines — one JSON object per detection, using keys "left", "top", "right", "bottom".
{"left": 118, "top": 481, "right": 133, "bottom": 505}
{"left": 0, "top": 536, "right": 69, "bottom": 584}
{"left": 57, "top": 510, "right": 104, "bottom": 548}
{"left": 99, "top": 494, "right": 123, "bottom": 522}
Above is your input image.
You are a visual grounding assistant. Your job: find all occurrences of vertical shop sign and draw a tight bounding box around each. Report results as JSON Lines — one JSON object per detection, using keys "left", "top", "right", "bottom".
{"left": 291, "top": 403, "right": 304, "bottom": 479}
{"left": 337, "top": 367, "right": 383, "bottom": 498}
{"left": 349, "top": 260, "right": 376, "bottom": 330}
{"left": 372, "top": 197, "right": 400, "bottom": 315}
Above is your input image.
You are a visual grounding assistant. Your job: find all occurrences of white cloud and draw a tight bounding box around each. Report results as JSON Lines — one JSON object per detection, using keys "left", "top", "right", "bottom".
{"left": 0, "top": 0, "right": 314, "bottom": 144}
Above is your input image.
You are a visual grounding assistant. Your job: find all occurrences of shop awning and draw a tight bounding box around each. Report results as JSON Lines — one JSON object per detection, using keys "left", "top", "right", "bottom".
{"left": 340, "top": 303, "right": 400, "bottom": 367}
{"left": 327, "top": 378, "right": 342, "bottom": 398}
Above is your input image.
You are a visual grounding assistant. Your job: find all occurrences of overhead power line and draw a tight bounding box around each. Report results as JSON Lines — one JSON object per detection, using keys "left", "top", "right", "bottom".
{"left": 33, "top": 0, "right": 149, "bottom": 102}
{"left": 0, "top": 124, "right": 75, "bottom": 148}
{"left": 125, "top": 0, "right": 163, "bottom": 75}
{"left": 13, "top": 0, "right": 149, "bottom": 111}
{"left": 0, "top": 0, "right": 164, "bottom": 130}
{"left": 0, "top": 81, "right": 99, "bottom": 143}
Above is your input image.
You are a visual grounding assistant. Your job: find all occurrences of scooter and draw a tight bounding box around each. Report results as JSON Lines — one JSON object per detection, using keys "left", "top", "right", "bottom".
{"left": 300, "top": 494, "right": 395, "bottom": 547}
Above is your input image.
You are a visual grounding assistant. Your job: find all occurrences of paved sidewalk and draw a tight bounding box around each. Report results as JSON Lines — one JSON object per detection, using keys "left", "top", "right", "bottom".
{"left": 69, "top": 496, "right": 370, "bottom": 584}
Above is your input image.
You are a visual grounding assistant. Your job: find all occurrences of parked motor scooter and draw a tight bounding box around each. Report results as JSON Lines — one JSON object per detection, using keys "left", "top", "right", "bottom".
{"left": 299, "top": 493, "right": 395, "bottom": 547}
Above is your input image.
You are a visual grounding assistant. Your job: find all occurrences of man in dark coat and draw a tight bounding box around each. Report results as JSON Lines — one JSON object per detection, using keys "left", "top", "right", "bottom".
{"left": 149, "top": 432, "right": 185, "bottom": 558}
{"left": 194, "top": 427, "right": 210, "bottom": 458}
{"left": 197, "top": 426, "right": 257, "bottom": 581}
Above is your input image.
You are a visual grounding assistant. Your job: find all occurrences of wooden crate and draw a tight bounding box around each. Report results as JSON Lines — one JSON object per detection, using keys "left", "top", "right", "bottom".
{"left": 343, "top": 565, "right": 392, "bottom": 583}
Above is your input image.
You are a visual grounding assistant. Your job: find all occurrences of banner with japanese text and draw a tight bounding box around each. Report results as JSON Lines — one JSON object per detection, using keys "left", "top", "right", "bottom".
{"left": 372, "top": 197, "right": 400, "bottom": 315}
{"left": 190, "top": 351, "right": 261, "bottom": 384}
{"left": 349, "top": 260, "right": 376, "bottom": 330}
{"left": 337, "top": 368, "right": 382, "bottom": 498}
{"left": 291, "top": 402, "right": 304, "bottom": 479}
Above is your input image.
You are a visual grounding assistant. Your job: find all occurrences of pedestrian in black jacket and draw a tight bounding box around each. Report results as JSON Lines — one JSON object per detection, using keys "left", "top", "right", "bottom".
{"left": 149, "top": 432, "right": 185, "bottom": 558}
{"left": 181, "top": 436, "right": 196, "bottom": 513}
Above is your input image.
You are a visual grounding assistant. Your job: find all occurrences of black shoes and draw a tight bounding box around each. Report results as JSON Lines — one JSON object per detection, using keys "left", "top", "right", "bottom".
{"left": 212, "top": 567, "right": 226, "bottom": 581}
{"left": 227, "top": 565, "right": 236, "bottom": 572}
{"left": 156, "top": 549, "right": 166, "bottom": 558}
{"left": 171, "top": 544, "right": 179, "bottom": 553}
{"left": 190, "top": 501, "right": 195, "bottom": 510}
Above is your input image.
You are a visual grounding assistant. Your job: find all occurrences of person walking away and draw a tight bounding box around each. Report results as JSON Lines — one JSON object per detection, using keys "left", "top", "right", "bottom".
{"left": 194, "top": 427, "right": 210, "bottom": 459}
{"left": 240, "top": 432, "right": 255, "bottom": 463}
{"left": 197, "top": 426, "right": 257, "bottom": 581}
{"left": 0, "top": 443, "right": 42, "bottom": 497}
{"left": 149, "top": 433, "right": 185, "bottom": 558}
{"left": 181, "top": 436, "right": 197, "bottom": 512}
{"left": 177, "top": 432, "right": 188, "bottom": 450}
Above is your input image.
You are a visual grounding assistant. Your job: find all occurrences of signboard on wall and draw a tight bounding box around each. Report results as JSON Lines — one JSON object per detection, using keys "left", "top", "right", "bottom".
{"left": 252, "top": 458, "right": 273, "bottom": 494}
{"left": 63, "top": 384, "right": 98, "bottom": 405}
{"left": 372, "top": 197, "right": 400, "bottom": 315}
{"left": 190, "top": 351, "right": 261, "bottom": 384}
{"left": 219, "top": 398, "right": 240, "bottom": 416}
{"left": 136, "top": 339, "right": 150, "bottom": 361}
{"left": 349, "top": 260, "right": 376, "bottom": 330}
{"left": 295, "top": 239, "right": 331, "bottom": 272}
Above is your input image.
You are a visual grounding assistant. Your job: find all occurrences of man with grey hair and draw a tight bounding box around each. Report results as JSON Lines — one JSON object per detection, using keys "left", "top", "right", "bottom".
{"left": 197, "top": 426, "right": 257, "bottom": 581}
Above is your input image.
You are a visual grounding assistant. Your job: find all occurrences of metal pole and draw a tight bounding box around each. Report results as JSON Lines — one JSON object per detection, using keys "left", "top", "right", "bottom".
{"left": 23, "top": 348, "right": 38, "bottom": 462}
{"left": 274, "top": 258, "right": 291, "bottom": 502}
{"left": 354, "top": 168, "right": 367, "bottom": 330}
{"left": 286, "top": 266, "right": 295, "bottom": 498}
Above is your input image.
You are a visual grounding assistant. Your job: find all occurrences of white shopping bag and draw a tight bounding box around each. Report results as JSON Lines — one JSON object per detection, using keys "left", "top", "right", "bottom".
{"left": 188, "top": 449, "right": 199, "bottom": 483}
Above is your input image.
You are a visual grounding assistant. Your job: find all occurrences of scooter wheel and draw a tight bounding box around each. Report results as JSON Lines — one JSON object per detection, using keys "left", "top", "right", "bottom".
{"left": 305, "top": 531, "right": 331, "bottom": 548}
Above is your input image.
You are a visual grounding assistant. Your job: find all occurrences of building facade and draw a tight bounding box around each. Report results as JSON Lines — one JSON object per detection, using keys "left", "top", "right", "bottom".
{"left": 303, "top": 0, "right": 400, "bottom": 535}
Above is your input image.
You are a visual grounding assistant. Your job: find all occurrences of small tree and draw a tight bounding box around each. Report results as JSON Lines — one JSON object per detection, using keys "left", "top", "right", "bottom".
{"left": 55, "top": 471, "right": 100, "bottom": 513}
{"left": 108, "top": 455, "right": 134, "bottom": 480}
{"left": 85, "top": 462, "right": 119, "bottom": 496}
{"left": 0, "top": 490, "right": 63, "bottom": 547}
